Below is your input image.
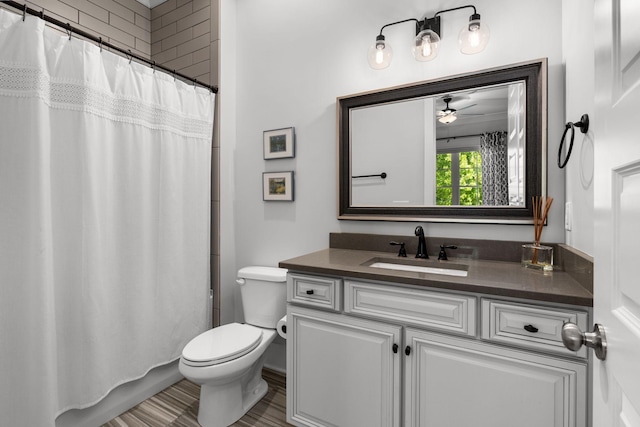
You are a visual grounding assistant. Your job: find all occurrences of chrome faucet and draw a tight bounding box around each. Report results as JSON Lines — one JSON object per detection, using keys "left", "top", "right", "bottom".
{"left": 414, "top": 226, "right": 428, "bottom": 258}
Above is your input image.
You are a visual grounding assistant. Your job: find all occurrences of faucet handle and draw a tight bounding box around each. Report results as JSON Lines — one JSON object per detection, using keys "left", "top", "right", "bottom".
{"left": 438, "top": 245, "right": 457, "bottom": 261}
{"left": 390, "top": 241, "right": 407, "bottom": 257}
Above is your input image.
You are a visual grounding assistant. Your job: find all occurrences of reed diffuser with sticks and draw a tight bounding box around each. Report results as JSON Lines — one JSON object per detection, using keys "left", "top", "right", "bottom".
{"left": 522, "top": 196, "right": 554, "bottom": 271}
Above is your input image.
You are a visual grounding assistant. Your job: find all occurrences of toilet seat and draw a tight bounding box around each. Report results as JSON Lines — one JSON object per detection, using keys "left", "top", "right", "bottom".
{"left": 181, "top": 323, "right": 263, "bottom": 367}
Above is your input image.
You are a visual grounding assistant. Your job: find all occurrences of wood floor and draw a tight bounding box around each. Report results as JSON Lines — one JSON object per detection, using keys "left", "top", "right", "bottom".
{"left": 102, "top": 369, "right": 293, "bottom": 427}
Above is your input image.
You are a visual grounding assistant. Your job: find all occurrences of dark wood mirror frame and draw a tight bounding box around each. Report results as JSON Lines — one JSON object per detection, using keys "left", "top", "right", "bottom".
{"left": 337, "top": 58, "right": 547, "bottom": 223}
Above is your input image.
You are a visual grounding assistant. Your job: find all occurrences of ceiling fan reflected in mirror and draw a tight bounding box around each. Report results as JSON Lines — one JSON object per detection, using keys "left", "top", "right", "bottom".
{"left": 437, "top": 96, "right": 477, "bottom": 124}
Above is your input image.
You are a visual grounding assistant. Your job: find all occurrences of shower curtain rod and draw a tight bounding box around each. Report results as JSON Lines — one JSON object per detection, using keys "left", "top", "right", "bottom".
{"left": 0, "top": 0, "right": 218, "bottom": 94}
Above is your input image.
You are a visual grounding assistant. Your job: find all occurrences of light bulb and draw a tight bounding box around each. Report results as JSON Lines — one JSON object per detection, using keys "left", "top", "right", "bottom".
{"left": 467, "top": 30, "right": 480, "bottom": 48}
{"left": 459, "top": 14, "right": 489, "bottom": 55}
{"left": 367, "top": 35, "right": 392, "bottom": 69}
{"left": 413, "top": 29, "right": 439, "bottom": 62}
{"left": 421, "top": 35, "right": 432, "bottom": 57}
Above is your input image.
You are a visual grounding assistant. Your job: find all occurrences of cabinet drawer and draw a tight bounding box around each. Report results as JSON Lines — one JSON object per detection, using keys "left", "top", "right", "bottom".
{"left": 481, "top": 299, "right": 589, "bottom": 358}
{"left": 344, "top": 280, "right": 476, "bottom": 336}
{"left": 287, "top": 274, "right": 342, "bottom": 311}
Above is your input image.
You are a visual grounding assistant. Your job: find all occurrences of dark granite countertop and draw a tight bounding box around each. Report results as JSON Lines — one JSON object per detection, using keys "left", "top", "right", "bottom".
{"left": 279, "top": 248, "right": 593, "bottom": 307}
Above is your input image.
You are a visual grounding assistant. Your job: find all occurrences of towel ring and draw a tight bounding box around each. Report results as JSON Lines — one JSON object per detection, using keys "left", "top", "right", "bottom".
{"left": 558, "top": 114, "right": 589, "bottom": 169}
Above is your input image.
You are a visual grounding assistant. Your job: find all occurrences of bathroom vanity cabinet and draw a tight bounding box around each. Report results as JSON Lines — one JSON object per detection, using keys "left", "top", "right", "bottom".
{"left": 285, "top": 272, "right": 589, "bottom": 427}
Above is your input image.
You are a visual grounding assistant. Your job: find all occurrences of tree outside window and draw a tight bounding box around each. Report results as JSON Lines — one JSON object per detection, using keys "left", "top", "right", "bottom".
{"left": 436, "top": 151, "right": 482, "bottom": 205}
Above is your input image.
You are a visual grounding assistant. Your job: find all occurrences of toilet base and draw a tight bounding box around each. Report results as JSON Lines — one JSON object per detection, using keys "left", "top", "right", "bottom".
{"left": 196, "top": 358, "right": 269, "bottom": 427}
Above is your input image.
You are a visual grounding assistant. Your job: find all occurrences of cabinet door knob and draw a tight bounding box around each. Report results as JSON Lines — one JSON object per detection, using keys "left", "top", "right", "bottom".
{"left": 524, "top": 324, "right": 539, "bottom": 333}
{"left": 404, "top": 346, "right": 411, "bottom": 356}
{"left": 305, "top": 289, "right": 314, "bottom": 295}
{"left": 392, "top": 344, "right": 398, "bottom": 354}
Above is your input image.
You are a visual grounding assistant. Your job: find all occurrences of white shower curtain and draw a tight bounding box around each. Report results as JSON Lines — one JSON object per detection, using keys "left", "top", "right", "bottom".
{"left": 0, "top": 9, "right": 214, "bottom": 426}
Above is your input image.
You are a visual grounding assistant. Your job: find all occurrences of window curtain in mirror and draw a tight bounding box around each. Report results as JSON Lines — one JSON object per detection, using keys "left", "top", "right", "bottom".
{"left": 480, "top": 131, "right": 509, "bottom": 206}
{"left": 0, "top": 10, "right": 214, "bottom": 426}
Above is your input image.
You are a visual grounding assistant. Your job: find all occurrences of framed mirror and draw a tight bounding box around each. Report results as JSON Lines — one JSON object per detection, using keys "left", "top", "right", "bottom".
{"left": 337, "top": 59, "right": 547, "bottom": 223}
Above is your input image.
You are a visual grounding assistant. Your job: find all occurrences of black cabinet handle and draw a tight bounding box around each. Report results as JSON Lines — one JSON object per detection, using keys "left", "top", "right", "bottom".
{"left": 305, "top": 290, "right": 314, "bottom": 295}
{"left": 524, "top": 324, "right": 539, "bottom": 333}
{"left": 405, "top": 346, "right": 411, "bottom": 356}
{"left": 392, "top": 344, "right": 398, "bottom": 354}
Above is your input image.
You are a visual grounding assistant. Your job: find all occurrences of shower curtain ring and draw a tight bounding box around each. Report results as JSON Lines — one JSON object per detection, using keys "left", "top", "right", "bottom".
{"left": 22, "top": 4, "right": 27, "bottom": 21}
{"left": 98, "top": 37, "right": 103, "bottom": 52}
{"left": 173, "top": 70, "right": 176, "bottom": 81}
{"left": 151, "top": 60, "right": 156, "bottom": 73}
{"left": 126, "top": 50, "right": 133, "bottom": 64}
{"left": 66, "top": 23, "right": 72, "bottom": 40}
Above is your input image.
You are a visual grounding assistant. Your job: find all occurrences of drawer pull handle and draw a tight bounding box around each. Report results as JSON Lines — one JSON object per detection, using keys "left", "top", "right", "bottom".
{"left": 524, "top": 324, "right": 539, "bottom": 333}
{"left": 392, "top": 344, "right": 398, "bottom": 354}
{"left": 405, "top": 346, "right": 411, "bottom": 356}
{"left": 305, "top": 290, "right": 314, "bottom": 295}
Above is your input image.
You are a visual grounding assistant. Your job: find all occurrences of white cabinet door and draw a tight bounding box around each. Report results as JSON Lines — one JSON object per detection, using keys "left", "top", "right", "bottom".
{"left": 404, "top": 328, "right": 587, "bottom": 427}
{"left": 287, "top": 305, "right": 401, "bottom": 427}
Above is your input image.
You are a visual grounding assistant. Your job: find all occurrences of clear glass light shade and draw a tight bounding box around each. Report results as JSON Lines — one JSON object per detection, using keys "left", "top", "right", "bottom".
{"left": 413, "top": 29, "right": 440, "bottom": 62}
{"left": 458, "top": 19, "right": 490, "bottom": 54}
{"left": 367, "top": 40, "right": 393, "bottom": 69}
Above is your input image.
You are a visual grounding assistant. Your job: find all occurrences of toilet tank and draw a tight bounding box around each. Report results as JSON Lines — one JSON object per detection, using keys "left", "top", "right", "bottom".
{"left": 237, "top": 266, "right": 288, "bottom": 328}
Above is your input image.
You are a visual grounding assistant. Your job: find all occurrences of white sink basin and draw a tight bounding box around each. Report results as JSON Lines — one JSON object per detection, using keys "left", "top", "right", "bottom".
{"left": 367, "top": 261, "right": 468, "bottom": 277}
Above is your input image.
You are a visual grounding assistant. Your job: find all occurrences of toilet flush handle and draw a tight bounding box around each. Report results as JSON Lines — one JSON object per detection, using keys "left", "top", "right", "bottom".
{"left": 236, "top": 278, "right": 246, "bottom": 285}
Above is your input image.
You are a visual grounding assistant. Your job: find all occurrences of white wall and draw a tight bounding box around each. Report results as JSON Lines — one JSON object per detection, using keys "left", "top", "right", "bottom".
{"left": 219, "top": 0, "right": 570, "bottom": 323}
{"left": 562, "top": 0, "right": 595, "bottom": 256}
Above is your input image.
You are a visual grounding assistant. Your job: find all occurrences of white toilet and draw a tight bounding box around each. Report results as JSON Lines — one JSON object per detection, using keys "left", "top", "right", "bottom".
{"left": 179, "top": 266, "right": 288, "bottom": 427}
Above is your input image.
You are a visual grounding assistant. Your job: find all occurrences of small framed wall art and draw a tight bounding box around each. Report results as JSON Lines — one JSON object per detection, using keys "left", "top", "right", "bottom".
{"left": 263, "top": 127, "right": 295, "bottom": 159}
{"left": 263, "top": 171, "right": 294, "bottom": 201}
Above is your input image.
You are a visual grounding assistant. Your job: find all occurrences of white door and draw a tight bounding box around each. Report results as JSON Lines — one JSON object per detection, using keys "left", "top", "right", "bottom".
{"left": 592, "top": 0, "right": 640, "bottom": 424}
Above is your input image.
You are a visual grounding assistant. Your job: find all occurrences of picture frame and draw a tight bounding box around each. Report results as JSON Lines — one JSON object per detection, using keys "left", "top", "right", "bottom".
{"left": 263, "top": 171, "right": 294, "bottom": 201}
{"left": 263, "top": 127, "right": 295, "bottom": 159}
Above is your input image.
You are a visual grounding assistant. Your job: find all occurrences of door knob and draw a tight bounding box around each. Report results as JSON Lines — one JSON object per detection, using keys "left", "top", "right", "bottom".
{"left": 561, "top": 322, "right": 607, "bottom": 361}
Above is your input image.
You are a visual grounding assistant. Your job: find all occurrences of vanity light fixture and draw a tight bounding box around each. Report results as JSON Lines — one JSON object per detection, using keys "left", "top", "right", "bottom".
{"left": 367, "top": 4, "right": 489, "bottom": 69}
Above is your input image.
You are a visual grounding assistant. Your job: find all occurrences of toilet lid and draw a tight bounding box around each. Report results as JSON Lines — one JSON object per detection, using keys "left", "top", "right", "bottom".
{"left": 181, "top": 323, "right": 263, "bottom": 367}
